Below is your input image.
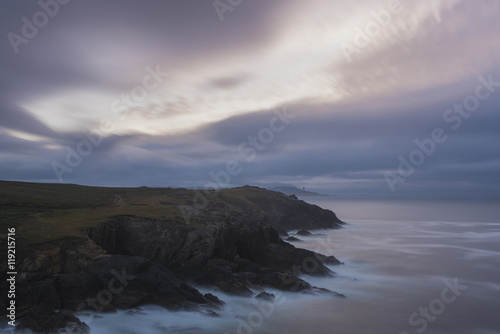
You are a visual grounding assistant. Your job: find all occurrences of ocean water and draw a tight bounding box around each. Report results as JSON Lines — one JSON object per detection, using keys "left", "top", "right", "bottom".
{"left": 4, "top": 198, "right": 500, "bottom": 333}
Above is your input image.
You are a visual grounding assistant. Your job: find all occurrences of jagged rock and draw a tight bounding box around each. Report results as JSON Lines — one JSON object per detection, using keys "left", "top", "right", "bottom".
{"left": 258, "top": 270, "right": 312, "bottom": 292}
{"left": 296, "top": 229, "right": 312, "bottom": 236}
{"left": 255, "top": 292, "right": 275, "bottom": 301}
{"left": 83, "top": 207, "right": 340, "bottom": 297}
{"left": 13, "top": 254, "right": 223, "bottom": 324}
{"left": 18, "top": 238, "right": 108, "bottom": 282}
{"left": 217, "top": 278, "right": 254, "bottom": 296}
{"left": 314, "top": 253, "right": 343, "bottom": 265}
{"left": 88, "top": 255, "right": 213, "bottom": 310}
{"left": 227, "top": 186, "right": 343, "bottom": 234}
{"left": 203, "top": 293, "right": 225, "bottom": 306}
{"left": 286, "top": 236, "right": 302, "bottom": 242}
{"left": 313, "top": 287, "right": 346, "bottom": 298}
{"left": 16, "top": 308, "right": 90, "bottom": 334}
{"left": 6, "top": 185, "right": 345, "bottom": 331}
{"left": 124, "top": 308, "right": 146, "bottom": 316}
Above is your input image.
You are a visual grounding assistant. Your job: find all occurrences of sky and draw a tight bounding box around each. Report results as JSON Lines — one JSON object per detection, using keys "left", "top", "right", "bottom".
{"left": 1, "top": 0, "right": 500, "bottom": 198}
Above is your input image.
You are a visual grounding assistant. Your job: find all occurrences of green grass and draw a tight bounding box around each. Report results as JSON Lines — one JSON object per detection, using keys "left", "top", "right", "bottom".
{"left": 0, "top": 181, "right": 287, "bottom": 249}
{"left": 0, "top": 181, "right": 189, "bottom": 248}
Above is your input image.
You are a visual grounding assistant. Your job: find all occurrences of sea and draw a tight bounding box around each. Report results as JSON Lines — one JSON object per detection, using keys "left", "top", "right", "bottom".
{"left": 3, "top": 198, "right": 500, "bottom": 334}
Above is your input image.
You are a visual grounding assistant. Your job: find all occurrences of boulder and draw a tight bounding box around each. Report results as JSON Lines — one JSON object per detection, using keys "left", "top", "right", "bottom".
{"left": 16, "top": 308, "right": 90, "bottom": 334}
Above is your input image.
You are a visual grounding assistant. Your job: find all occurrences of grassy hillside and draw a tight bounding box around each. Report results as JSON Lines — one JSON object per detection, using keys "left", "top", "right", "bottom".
{"left": 0, "top": 181, "right": 192, "bottom": 248}
{"left": 0, "top": 181, "right": 341, "bottom": 249}
{"left": 0, "top": 182, "right": 268, "bottom": 248}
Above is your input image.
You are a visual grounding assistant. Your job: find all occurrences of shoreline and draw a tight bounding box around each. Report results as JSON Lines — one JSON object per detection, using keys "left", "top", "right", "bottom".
{"left": 0, "top": 181, "right": 344, "bottom": 333}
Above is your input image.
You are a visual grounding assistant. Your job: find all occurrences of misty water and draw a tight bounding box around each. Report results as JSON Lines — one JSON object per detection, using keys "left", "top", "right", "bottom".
{"left": 8, "top": 198, "right": 500, "bottom": 334}
{"left": 75, "top": 197, "right": 500, "bottom": 334}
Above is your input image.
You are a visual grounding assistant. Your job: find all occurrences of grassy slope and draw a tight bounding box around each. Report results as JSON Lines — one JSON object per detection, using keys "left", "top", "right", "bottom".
{"left": 0, "top": 181, "right": 288, "bottom": 249}
{"left": 0, "top": 181, "right": 190, "bottom": 248}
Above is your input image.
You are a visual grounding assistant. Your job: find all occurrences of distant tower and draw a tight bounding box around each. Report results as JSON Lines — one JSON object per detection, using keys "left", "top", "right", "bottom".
{"left": 303, "top": 186, "right": 305, "bottom": 191}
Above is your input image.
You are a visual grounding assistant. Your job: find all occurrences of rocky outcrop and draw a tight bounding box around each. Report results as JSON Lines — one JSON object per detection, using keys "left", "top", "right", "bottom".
{"left": 222, "top": 186, "right": 343, "bottom": 234}
{"left": 2, "top": 186, "right": 345, "bottom": 333}
{"left": 4, "top": 239, "right": 223, "bottom": 333}
{"left": 86, "top": 207, "right": 340, "bottom": 296}
{"left": 296, "top": 229, "right": 313, "bottom": 236}
{"left": 16, "top": 309, "right": 90, "bottom": 334}
{"left": 14, "top": 252, "right": 222, "bottom": 313}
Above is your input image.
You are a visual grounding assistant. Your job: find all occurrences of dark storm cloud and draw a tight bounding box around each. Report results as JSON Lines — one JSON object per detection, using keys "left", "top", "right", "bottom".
{"left": 187, "top": 84, "right": 500, "bottom": 195}
{"left": 0, "top": 101, "right": 57, "bottom": 138}
{"left": 0, "top": 0, "right": 283, "bottom": 102}
{"left": 0, "top": 0, "right": 499, "bottom": 199}
{"left": 2, "top": 85, "right": 500, "bottom": 195}
{"left": 0, "top": 130, "right": 50, "bottom": 156}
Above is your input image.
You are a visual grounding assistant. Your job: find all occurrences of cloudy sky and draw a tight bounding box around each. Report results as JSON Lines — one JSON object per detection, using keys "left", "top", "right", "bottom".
{"left": 1, "top": 0, "right": 499, "bottom": 198}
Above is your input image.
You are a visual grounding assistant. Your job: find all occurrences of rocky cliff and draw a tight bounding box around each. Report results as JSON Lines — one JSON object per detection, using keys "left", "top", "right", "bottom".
{"left": 0, "top": 182, "right": 344, "bottom": 333}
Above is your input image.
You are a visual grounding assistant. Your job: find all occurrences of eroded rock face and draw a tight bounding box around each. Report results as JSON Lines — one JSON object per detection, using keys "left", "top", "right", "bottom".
{"left": 6, "top": 190, "right": 344, "bottom": 332}
{"left": 224, "top": 186, "right": 344, "bottom": 234}
{"left": 16, "top": 309, "right": 90, "bottom": 334}
{"left": 87, "top": 216, "right": 215, "bottom": 271}
{"left": 296, "top": 229, "right": 313, "bottom": 236}
{"left": 86, "top": 206, "right": 341, "bottom": 296}
{"left": 15, "top": 254, "right": 222, "bottom": 314}
{"left": 17, "top": 238, "right": 107, "bottom": 281}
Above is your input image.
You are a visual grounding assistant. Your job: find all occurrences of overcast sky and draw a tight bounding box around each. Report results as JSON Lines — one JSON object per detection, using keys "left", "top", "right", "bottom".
{"left": 1, "top": 0, "right": 499, "bottom": 198}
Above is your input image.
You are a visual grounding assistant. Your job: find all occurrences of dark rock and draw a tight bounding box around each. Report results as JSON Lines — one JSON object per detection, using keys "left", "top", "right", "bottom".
{"left": 310, "top": 287, "right": 346, "bottom": 298}
{"left": 16, "top": 254, "right": 222, "bottom": 317}
{"left": 203, "top": 293, "right": 225, "bottom": 306}
{"left": 259, "top": 270, "right": 312, "bottom": 292}
{"left": 314, "top": 253, "right": 343, "bottom": 265}
{"left": 288, "top": 194, "right": 298, "bottom": 200}
{"left": 14, "top": 279, "right": 62, "bottom": 312}
{"left": 286, "top": 236, "right": 302, "bottom": 242}
{"left": 125, "top": 308, "right": 146, "bottom": 316}
{"left": 197, "top": 259, "right": 238, "bottom": 285}
{"left": 217, "top": 278, "right": 254, "bottom": 297}
{"left": 87, "top": 217, "right": 214, "bottom": 271}
{"left": 18, "top": 237, "right": 107, "bottom": 281}
{"left": 257, "top": 243, "right": 333, "bottom": 276}
{"left": 85, "top": 209, "right": 337, "bottom": 297}
{"left": 296, "top": 229, "right": 312, "bottom": 236}
{"left": 16, "top": 308, "right": 90, "bottom": 334}
{"left": 227, "top": 186, "right": 344, "bottom": 234}
{"left": 89, "top": 255, "right": 211, "bottom": 310}
{"left": 234, "top": 258, "right": 261, "bottom": 273}
{"left": 203, "top": 310, "right": 220, "bottom": 317}
{"left": 56, "top": 273, "right": 111, "bottom": 311}
{"left": 255, "top": 292, "right": 275, "bottom": 301}
{"left": 10, "top": 185, "right": 346, "bottom": 329}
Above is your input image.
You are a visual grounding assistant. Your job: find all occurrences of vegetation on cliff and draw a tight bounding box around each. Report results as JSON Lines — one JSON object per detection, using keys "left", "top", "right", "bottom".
{"left": 0, "top": 181, "right": 344, "bottom": 332}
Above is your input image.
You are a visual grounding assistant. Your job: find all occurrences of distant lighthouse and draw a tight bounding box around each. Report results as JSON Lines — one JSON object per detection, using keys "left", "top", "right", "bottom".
{"left": 303, "top": 186, "right": 305, "bottom": 191}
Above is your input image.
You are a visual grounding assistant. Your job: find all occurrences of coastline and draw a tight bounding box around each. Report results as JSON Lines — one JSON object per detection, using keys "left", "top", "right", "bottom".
{"left": 0, "top": 181, "right": 345, "bottom": 333}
